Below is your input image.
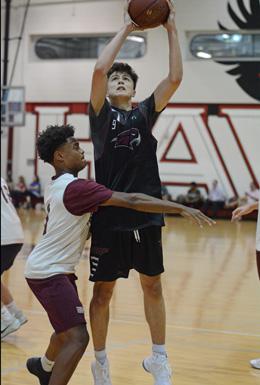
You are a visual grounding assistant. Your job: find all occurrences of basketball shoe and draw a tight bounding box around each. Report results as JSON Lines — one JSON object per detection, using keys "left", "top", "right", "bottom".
{"left": 143, "top": 353, "right": 173, "bottom": 385}
{"left": 91, "top": 359, "right": 112, "bottom": 385}
{"left": 14, "top": 309, "right": 28, "bottom": 326}
{"left": 250, "top": 358, "right": 260, "bottom": 369}
{"left": 26, "top": 357, "right": 52, "bottom": 385}
{"left": 1, "top": 306, "right": 21, "bottom": 339}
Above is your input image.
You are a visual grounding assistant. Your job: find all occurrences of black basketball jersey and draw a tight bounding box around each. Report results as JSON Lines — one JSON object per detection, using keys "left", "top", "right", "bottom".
{"left": 89, "top": 94, "right": 165, "bottom": 231}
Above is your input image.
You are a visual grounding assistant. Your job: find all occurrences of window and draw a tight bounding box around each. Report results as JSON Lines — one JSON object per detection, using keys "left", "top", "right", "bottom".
{"left": 35, "top": 35, "right": 146, "bottom": 60}
{"left": 190, "top": 32, "right": 260, "bottom": 60}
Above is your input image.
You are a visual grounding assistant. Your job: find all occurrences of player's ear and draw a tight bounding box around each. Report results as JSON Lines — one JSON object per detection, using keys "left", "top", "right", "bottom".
{"left": 54, "top": 149, "right": 65, "bottom": 163}
{"left": 132, "top": 89, "right": 136, "bottom": 97}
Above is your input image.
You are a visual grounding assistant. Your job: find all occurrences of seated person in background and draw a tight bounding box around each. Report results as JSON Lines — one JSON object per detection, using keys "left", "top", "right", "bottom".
{"left": 25, "top": 176, "right": 42, "bottom": 209}
{"left": 225, "top": 196, "right": 239, "bottom": 209}
{"left": 245, "top": 181, "right": 259, "bottom": 204}
{"left": 203, "top": 180, "right": 226, "bottom": 217}
{"left": 11, "top": 176, "right": 27, "bottom": 207}
{"left": 15, "top": 175, "right": 27, "bottom": 193}
{"left": 28, "top": 176, "right": 41, "bottom": 198}
{"left": 177, "top": 182, "right": 203, "bottom": 208}
{"left": 161, "top": 185, "right": 172, "bottom": 201}
{"left": 226, "top": 181, "right": 259, "bottom": 209}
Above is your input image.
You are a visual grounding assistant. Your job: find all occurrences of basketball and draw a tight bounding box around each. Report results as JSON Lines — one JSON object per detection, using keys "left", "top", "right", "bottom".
{"left": 128, "top": 0, "right": 170, "bottom": 29}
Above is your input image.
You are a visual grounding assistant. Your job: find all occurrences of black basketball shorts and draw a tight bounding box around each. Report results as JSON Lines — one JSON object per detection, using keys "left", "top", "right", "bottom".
{"left": 1, "top": 244, "right": 23, "bottom": 274}
{"left": 89, "top": 226, "right": 164, "bottom": 282}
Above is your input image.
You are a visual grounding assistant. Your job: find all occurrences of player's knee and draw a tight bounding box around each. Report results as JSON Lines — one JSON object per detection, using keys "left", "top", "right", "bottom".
{"left": 142, "top": 277, "right": 163, "bottom": 298}
{"left": 64, "top": 325, "right": 89, "bottom": 351}
{"left": 74, "top": 326, "right": 89, "bottom": 350}
{"left": 93, "top": 290, "right": 113, "bottom": 306}
{"left": 92, "top": 283, "right": 115, "bottom": 306}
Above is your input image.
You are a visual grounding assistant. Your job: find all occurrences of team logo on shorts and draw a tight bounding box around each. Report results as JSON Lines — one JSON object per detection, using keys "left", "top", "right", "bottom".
{"left": 111, "top": 128, "right": 141, "bottom": 150}
{"left": 76, "top": 306, "right": 84, "bottom": 314}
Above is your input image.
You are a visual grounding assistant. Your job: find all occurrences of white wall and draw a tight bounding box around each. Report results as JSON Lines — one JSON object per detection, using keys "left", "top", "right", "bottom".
{"left": 1, "top": 0, "right": 259, "bottom": 103}
{"left": 1, "top": 0, "right": 260, "bottom": 195}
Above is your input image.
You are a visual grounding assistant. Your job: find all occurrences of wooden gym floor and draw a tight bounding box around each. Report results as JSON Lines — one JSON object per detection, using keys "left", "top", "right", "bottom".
{"left": 1, "top": 209, "right": 260, "bottom": 385}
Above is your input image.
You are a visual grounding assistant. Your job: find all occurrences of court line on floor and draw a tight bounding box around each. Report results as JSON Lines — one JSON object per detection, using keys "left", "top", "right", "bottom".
{"left": 1, "top": 339, "right": 149, "bottom": 375}
{"left": 24, "top": 309, "right": 260, "bottom": 337}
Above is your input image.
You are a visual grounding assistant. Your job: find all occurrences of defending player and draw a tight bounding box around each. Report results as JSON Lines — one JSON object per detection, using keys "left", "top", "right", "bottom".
{"left": 25, "top": 124, "right": 213, "bottom": 385}
{"left": 232, "top": 200, "right": 260, "bottom": 370}
{"left": 88, "top": 1, "right": 186, "bottom": 384}
{"left": 1, "top": 177, "right": 27, "bottom": 340}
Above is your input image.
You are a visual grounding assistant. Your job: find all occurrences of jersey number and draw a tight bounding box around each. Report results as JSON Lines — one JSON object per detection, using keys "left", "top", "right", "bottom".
{"left": 1, "top": 186, "right": 11, "bottom": 204}
{"left": 112, "top": 119, "right": 117, "bottom": 130}
{"left": 43, "top": 203, "right": 50, "bottom": 235}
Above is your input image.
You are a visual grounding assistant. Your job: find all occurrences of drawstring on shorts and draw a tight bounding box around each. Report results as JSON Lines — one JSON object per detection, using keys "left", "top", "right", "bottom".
{"left": 134, "top": 229, "right": 140, "bottom": 243}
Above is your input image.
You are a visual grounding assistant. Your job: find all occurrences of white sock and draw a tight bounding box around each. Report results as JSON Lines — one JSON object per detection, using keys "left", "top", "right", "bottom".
{"left": 41, "top": 356, "right": 55, "bottom": 372}
{"left": 152, "top": 344, "right": 167, "bottom": 356}
{"left": 1, "top": 305, "right": 14, "bottom": 322}
{"left": 95, "top": 349, "right": 107, "bottom": 365}
{"left": 5, "top": 301, "right": 20, "bottom": 316}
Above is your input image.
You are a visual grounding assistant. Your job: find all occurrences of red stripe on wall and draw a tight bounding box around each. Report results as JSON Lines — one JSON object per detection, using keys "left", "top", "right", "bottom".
{"left": 219, "top": 108, "right": 259, "bottom": 189}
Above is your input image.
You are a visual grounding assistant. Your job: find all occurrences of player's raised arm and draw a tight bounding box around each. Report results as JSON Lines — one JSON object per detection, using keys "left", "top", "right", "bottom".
{"left": 90, "top": 1, "right": 138, "bottom": 115}
{"left": 101, "top": 191, "right": 215, "bottom": 227}
{"left": 154, "top": 0, "right": 183, "bottom": 112}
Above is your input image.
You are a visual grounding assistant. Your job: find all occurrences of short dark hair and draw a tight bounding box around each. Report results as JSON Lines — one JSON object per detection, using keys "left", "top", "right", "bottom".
{"left": 107, "top": 62, "right": 138, "bottom": 89}
{"left": 37, "top": 124, "right": 75, "bottom": 163}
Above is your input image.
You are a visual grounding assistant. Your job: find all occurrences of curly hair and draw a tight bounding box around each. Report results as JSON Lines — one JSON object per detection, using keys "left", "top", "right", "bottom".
{"left": 36, "top": 124, "right": 75, "bottom": 163}
{"left": 107, "top": 62, "right": 138, "bottom": 89}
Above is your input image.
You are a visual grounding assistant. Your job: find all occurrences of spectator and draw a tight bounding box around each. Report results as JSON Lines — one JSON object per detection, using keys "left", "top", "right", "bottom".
{"left": 11, "top": 176, "right": 27, "bottom": 207}
{"left": 28, "top": 176, "right": 41, "bottom": 198}
{"left": 161, "top": 185, "right": 172, "bottom": 201}
{"left": 25, "top": 176, "right": 42, "bottom": 209}
{"left": 177, "top": 182, "right": 203, "bottom": 208}
{"left": 226, "top": 181, "right": 259, "bottom": 209}
{"left": 245, "top": 181, "right": 259, "bottom": 205}
{"left": 203, "top": 180, "right": 226, "bottom": 218}
{"left": 15, "top": 176, "right": 27, "bottom": 192}
{"left": 225, "top": 196, "right": 240, "bottom": 209}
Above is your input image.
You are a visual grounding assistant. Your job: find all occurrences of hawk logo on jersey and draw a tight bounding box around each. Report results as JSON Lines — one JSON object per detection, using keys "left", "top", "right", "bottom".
{"left": 111, "top": 128, "right": 141, "bottom": 150}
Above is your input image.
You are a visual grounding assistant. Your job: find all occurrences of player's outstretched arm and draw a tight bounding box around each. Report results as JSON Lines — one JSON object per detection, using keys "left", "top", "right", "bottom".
{"left": 90, "top": 1, "right": 138, "bottom": 115}
{"left": 154, "top": 0, "right": 183, "bottom": 112}
{"left": 101, "top": 191, "right": 215, "bottom": 227}
{"left": 231, "top": 202, "right": 258, "bottom": 221}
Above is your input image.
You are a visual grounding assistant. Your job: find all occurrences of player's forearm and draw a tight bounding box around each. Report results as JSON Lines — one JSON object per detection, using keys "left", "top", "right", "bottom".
{"left": 246, "top": 202, "right": 259, "bottom": 212}
{"left": 129, "top": 193, "right": 185, "bottom": 214}
{"left": 231, "top": 201, "right": 258, "bottom": 221}
{"left": 167, "top": 29, "right": 183, "bottom": 84}
{"left": 94, "top": 25, "right": 132, "bottom": 74}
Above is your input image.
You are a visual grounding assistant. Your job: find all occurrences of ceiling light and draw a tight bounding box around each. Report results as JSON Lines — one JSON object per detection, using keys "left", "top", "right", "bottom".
{"left": 222, "top": 33, "right": 229, "bottom": 39}
{"left": 127, "top": 36, "right": 144, "bottom": 43}
{"left": 232, "top": 34, "right": 242, "bottom": 42}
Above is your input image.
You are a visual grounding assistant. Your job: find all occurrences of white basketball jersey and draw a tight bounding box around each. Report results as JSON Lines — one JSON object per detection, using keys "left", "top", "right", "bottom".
{"left": 1, "top": 178, "right": 24, "bottom": 245}
{"left": 25, "top": 173, "right": 112, "bottom": 279}
{"left": 256, "top": 199, "right": 260, "bottom": 252}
